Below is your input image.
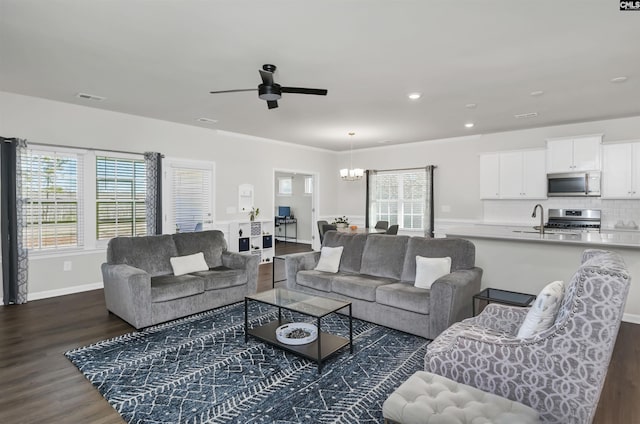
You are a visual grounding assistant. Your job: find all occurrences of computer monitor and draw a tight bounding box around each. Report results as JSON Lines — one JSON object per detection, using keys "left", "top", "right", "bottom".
{"left": 278, "top": 206, "right": 291, "bottom": 218}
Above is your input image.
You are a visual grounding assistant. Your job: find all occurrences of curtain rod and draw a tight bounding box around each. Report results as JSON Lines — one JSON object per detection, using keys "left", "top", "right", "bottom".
{"left": 28, "top": 141, "right": 162, "bottom": 157}
{"left": 369, "top": 165, "right": 437, "bottom": 172}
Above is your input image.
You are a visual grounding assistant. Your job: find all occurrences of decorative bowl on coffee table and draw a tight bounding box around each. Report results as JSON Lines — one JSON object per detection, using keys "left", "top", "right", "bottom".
{"left": 276, "top": 322, "right": 318, "bottom": 345}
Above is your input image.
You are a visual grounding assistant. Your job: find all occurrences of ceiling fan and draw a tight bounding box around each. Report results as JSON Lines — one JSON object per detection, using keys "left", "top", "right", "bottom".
{"left": 209, "top": 64, "right": 328, "bottom": 109}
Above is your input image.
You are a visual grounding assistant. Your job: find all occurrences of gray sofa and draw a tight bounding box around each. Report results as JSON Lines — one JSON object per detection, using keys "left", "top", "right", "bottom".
{"left": 285, "top": 231, "right": 482, "bottom": 339}
{"left": 102, "top": 230, "right": 259, "bottom": 329}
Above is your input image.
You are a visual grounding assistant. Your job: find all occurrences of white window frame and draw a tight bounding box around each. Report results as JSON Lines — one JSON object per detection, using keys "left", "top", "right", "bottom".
{"left": 23, "top": 145, "right": 87, "bottom": 254}
{"left": 278, "top": 176, "right": 293, "bottom": 196}
{"left": 369, "top": 169, "right": 426, "bottom": 231}
{"left": 304, "top": 176, "right": 313, "bottom": 195}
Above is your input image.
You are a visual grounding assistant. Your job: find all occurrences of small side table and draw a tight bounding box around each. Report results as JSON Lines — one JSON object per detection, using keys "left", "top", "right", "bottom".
{"left": 272, "top": 255, "right": 287, "bottom": 288}
{"left": 472, "top": 288, "right": 536, "bottom": 316}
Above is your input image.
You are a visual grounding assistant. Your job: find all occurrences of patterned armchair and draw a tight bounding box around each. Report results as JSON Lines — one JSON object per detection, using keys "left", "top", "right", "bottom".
{"left": 424, "top": 249, "right": 630, "bottom": 424}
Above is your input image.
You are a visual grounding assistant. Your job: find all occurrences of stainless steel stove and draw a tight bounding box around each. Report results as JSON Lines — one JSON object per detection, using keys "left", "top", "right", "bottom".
{"left": 544, "top": 209, "right": 601, "bottom": 232}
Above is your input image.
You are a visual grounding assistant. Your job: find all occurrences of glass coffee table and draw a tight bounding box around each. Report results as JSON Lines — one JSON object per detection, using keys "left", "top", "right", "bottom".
{"left": 245, "top": 288, "right": 352, "bottom": 373}
{"left": 472, "top": 288, "right": 536, "bottom": 316}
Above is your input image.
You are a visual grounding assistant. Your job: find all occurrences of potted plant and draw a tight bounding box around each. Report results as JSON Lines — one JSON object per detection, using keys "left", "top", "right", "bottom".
{"left": 249, "top": 207, "right": 260, "bottom": 221}
{"left": 332, "top": 216, "right": 349, "bottom": 229}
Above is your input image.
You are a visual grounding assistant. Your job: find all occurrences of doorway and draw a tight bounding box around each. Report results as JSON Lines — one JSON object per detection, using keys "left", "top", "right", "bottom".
{"left": 273, "top": 169, "right": 319, "bottom": 251}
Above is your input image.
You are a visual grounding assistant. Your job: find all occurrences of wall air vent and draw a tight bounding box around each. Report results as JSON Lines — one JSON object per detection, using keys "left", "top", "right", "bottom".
{"left": 76, "top": 92, "right": 106, "bottom": 101}
{"left": 514, "top": 112, "right": 538, "bottom": 119}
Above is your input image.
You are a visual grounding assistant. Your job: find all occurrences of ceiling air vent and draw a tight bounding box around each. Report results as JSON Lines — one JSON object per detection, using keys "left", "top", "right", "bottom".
{"left": 76, "top": 92, "right": 106, "bottom": 101}
{"left": 514, "top": 112, "right": 538, "bottom": 119}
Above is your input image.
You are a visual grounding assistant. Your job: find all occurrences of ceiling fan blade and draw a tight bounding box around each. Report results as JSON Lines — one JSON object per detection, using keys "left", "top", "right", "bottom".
{"left": 267, "top": 100, "right": 279, "bottom": 109}
{"left": 209, "top": 89, "right": 257, "bottom": 94}
{"left": 281, "top": 87, "right": 328, "bottom": 96}
{"left": 259, "top": 69, "right": 274, "bottom": 86}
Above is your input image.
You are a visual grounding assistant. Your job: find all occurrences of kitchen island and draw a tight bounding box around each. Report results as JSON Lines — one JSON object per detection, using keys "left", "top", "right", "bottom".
{"left": 445, "top": 225, "right": 640, "bottom": 321}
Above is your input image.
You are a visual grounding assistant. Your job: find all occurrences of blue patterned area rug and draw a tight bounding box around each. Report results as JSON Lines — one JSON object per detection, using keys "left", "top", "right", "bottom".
{"left": 65, "top": 301, "right": 429, "bottom": 423}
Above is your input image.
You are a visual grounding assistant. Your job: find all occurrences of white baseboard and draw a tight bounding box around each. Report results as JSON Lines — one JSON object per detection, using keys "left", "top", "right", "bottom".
{"left": 27, "top": 281, "right": 104, "bottom": 301}
{"left": 623, "top": 313, "right": 640, "bottom": 324}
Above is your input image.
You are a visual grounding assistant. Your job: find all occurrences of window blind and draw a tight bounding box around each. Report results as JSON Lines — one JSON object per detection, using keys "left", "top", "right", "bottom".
{"left": 23, "top": 149, "right": 84, "bottom": 249}
{"left": 172, "top": 166, "right": 212, "bottom": 233}
{"left": 368, "top": 168, "right": 427, "bottom": 230}
{"left": 96, "top": 156, "right": 146, "bottom": 239}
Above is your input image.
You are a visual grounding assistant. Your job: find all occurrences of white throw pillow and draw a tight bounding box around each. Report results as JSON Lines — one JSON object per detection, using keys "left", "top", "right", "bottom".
{"left": 517, "top": 280, "right": 565, "bottom": 339}
{"left": 314, "top": 246, "right": 344, "bottom": 273}
{"left": 414, "top": 256, "right": 452, "bottom": 289}
{"left": 170, "top": 252, "right": 209, "bottom": 276}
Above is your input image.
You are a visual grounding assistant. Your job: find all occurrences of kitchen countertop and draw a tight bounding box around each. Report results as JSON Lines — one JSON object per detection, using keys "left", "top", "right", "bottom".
{"left": 445, "top": 224, "right": 640, "bottom": 249}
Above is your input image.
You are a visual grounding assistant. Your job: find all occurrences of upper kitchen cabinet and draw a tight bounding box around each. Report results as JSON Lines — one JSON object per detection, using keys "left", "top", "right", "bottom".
{"left": 480, "top": 149, "right": 546, "bottom": 199}
{"left": 479, "top": 153, "right": 500, "bottom": 199}
{"left": 546, "top": 134, "right": 602, "bottom": 173}
{"left": 602, "top": 141, "right": 640, "bottom": 199}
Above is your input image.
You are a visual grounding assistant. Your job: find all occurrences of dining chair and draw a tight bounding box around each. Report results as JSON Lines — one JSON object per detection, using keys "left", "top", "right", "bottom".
{"left": 386, "top": 224, "right": 399, "bottom": 235}
{"left": 374, "top": 220, "right": 389, "bottom": 230}
{"left": 321, "top": 224, "right": 337, "bottom": 243}
{"left": 317, "top": 220, "right": 329, "bottom": 243}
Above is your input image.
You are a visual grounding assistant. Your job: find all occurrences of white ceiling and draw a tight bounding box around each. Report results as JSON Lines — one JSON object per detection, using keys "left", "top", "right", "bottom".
{"left": 1, "top": 0, "right": 639, "bottom": 151}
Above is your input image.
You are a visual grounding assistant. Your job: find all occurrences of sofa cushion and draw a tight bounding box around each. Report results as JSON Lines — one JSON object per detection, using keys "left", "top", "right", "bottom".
{"left": 415, "top": 256, "right": 451, "bottom": 289}
{"left": 314, "top": 246, "right": 344, "bottom": 273}
{"left": 360, "top": 235, "right": 410, "bottom": 280}
{"left": 297, "top": 270, "right": 335, "bottom": 292}
{"left": 108, "top": 234, "right": 178, "bottom": 277}
{"left": 377, "top": 282, "right": 431, "bottom": 314}
{"left": 172, "top": 230, "right": 226, "bottom": 268}
{"left": 150, "top": 274, "right": 204, "bottom": 302}
{"left": 401, "top": 237, "right": 475, "bottom": 282}
{"left": 170, "top": 252, "right": 209, "bottom": 276}
{"left": 332, "top": 273, "right": 397, "bottom": 301}
{"left": 322, "top": 231, "right": 368, "bottom": 273}
{"left": 192, "top": 266, "right": 247, "bottom": 290}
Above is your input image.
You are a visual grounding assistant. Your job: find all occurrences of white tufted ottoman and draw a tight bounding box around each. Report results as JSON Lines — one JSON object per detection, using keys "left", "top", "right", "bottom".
{"left": 383, "top": 371, "right": 541, "bottom": 424}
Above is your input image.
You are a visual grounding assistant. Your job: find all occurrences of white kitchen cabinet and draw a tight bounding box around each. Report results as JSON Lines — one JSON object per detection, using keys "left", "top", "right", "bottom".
{"left": 479, "top": 153, "right": 500, "bottom": 199}
{"left": 602, "top": 141, "right": 640, "bottom": 198}
{"left": 480, "top": 150, "right": 546, "bottom": 199}
{"left": 546, "top": 135, "right": 602, "bottom": 173}
{"left": 499, "top": 149, "right": 547, "bottom": 199}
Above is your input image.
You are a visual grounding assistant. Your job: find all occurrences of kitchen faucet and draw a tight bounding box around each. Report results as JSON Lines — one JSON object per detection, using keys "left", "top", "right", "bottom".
{"left": 532, "top": 204, "right": 545, "bottom": 235}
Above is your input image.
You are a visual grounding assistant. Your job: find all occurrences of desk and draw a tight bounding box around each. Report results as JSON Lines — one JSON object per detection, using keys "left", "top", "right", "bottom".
{"left": 472, "top": 288, "right": 536, "bottom": 316}
{"left": 275, "top": 217, "right": 297, "bottom": 243}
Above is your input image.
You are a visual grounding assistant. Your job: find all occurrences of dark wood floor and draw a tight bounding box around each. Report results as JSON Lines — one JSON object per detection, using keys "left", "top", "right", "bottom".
{"left": 0, "top": 240, "right": 636, "bottom": 423}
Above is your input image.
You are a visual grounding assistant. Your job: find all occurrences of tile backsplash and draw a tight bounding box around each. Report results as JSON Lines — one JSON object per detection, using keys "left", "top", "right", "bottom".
{"left": 483, "top": 198, "right": 640, "bottom": 229}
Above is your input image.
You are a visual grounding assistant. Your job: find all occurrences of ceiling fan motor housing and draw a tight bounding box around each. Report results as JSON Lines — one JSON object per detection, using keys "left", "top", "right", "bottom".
{"left": 258, "top": 83, "right": 282, "bottom": 100}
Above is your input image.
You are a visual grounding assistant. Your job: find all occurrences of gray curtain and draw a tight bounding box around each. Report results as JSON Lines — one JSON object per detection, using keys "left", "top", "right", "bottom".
{"left": 144, "top": 152, "right": 163, "bottom": 235}
{"left": 424, "top": 165, "right": 435, "bottom": 238}
{"left": 1, "top": 137, "right": 29, "bottom": 305}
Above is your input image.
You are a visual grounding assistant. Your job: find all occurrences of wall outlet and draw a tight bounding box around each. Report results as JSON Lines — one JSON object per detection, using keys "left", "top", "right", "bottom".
{"left": 63, "top": 261, "right": 72, "bottom": 271}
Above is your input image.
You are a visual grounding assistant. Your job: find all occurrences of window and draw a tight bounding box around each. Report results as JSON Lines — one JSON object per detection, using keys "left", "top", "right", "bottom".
{"left": 164, "top": 160, "right": 214, "bottom": 233}
{"left": 304, "top": 176, "right": 313, "bottom": 194}
{"left": 96, "top": 156, "right": 146, "bottom": 240}
{"left": 23, "top": 148, "right": 83, "bottom": 250}
{"left": 368, "top": 169, "right": 426, "bottom": 230}
{"left": 278, "top": 177, "right": 292, "bottom": 195}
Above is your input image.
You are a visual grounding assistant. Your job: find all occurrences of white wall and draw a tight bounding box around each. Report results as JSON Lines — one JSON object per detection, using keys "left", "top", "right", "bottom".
{"left": 334, "top": 116, "right": 640, "bottom": 223}
{"left": 0, "top": 91, "right": 338, "bottom": 297}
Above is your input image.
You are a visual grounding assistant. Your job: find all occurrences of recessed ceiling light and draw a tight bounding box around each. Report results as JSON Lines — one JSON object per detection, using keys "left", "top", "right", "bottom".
{"left": 610, "top": 76, "right": 628, "bottom": 83}
{"left": 514, "top": 112, "right": 538, "bottom": 119}
{"left": 464, "top": 123, "right": 475, "bottom": 128}
{"left": 76, "top": 92, "right": 105, "bottom": 101}
{"left": 465, "top": 103, "right": 477, "bottom": 109}
{"left": 408, "top": 92, "right": 422, "bottom": 100}
{"left": 530, "top": 90, "right": 544, "bottom": 96}
{"left": 196, "top": 117, "right": 218, "bottom": 123}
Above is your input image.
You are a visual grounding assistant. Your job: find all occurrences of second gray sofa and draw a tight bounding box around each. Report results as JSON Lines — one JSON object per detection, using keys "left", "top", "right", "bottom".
{"left": 285, "top": 231, "right": 482, "bottom": 339}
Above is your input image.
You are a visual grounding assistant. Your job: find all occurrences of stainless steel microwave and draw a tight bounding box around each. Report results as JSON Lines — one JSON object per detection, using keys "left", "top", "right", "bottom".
{"left": 547, "top": 172, "right": 601, "bottom": 197}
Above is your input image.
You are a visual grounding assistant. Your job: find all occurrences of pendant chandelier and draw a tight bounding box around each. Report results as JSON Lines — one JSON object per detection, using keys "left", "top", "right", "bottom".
{"left": 340, "top": 132, "right": 364, "bottom": 181}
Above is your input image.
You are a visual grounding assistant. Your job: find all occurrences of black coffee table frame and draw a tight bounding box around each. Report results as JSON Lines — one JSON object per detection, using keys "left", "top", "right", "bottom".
{"left": 244, "top": 288, "right": 353, "bottom": 374}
